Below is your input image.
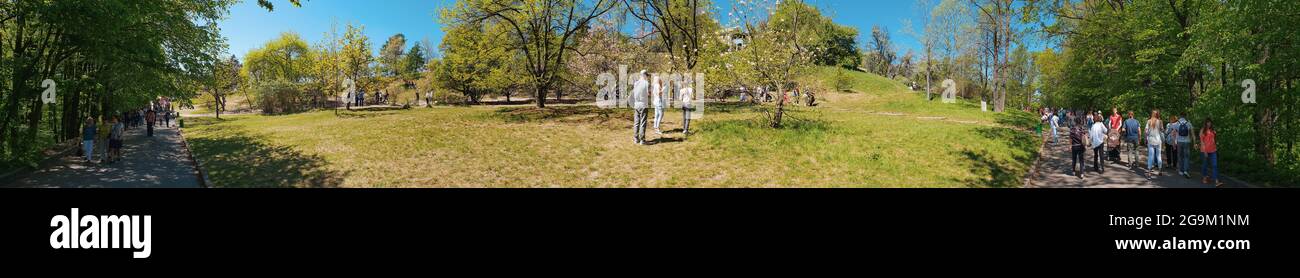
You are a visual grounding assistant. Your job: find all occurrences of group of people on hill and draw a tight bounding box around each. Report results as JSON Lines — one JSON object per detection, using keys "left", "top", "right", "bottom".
{"left": 630, "top": 70, "right": 696, "bottom": 145}
{"left": 1042, "top": 107, "right": 1222, "bottom": 187}
{"left": 80, "top": 98, "right": 176, "bottom": 165}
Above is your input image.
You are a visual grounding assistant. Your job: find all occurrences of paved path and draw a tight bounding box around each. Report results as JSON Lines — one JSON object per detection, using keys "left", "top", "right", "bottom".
{"left": 1027, "top": 126, "right": 1247, "bottom": 188}
{"left": 7, "top": 123, "right": 201, "bottom": 188}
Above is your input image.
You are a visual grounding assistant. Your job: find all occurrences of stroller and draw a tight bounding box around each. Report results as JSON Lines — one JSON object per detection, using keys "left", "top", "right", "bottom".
{"left": 1106, "top": 127, "right": 1122, "bottom": 162}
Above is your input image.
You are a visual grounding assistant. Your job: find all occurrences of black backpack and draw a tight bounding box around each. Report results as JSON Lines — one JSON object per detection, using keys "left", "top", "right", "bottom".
{"left": 1178, "top": 122, "right": 1190, "bottom": 137}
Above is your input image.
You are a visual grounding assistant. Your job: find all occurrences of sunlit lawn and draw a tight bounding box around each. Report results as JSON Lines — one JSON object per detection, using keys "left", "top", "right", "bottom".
{"left": 183, "top": 69, "right": 1040, "bottom": 187}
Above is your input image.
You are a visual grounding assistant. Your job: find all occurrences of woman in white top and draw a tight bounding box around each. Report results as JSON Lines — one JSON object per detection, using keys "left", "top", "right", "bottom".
{"left": 1145, "top": 110, "right": 1164, "bottom": 176}
{"left": 652, "top": 76, "right": 665, "bottom": 134}
{"left": 680, "top": 86, "right": 695, "bottom": 136}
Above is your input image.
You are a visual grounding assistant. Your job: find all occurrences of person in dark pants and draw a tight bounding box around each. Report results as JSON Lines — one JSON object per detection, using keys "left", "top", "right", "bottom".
{"left": 631, "top": 71, "right": 649, "bottom": 145}
{"left": 1069, "top": 112, "right": 1087, "bottom": 178}
{"left": 680, "top": 85, "right": 695, "bottom": 136}
{"left": 146, "top": 109, "right": 156, "bottom": 137}
{"left": 1089, "top": 111, "right": 1108, "bottom": 174}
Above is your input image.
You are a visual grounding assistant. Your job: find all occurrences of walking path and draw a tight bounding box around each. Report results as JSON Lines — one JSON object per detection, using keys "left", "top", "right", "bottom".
{"left": 1026, "top": 126, "right": 1248, "bottom": 188}
{"left": 7, "top": 123, "right": 201, "bottom": 188}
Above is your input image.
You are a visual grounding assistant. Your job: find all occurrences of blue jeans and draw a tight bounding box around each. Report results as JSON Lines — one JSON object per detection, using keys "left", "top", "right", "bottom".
{"left": 1202, "top": 152, "right": 1218, "bottom": 181}
{"left": 1051, "top": 127, "right": 1058, "bottom": 143}
{"left": 653, "top": 106, "right": 664, "bottom": 131}
{"left": 1147, "top": 144, "right": 1161, "bottom": 170}
{"left": 83, "top": 140, "right": 95, "bottom": 161}
{"left": 1178, "top": 142, "right": 1191, "bottom": 173}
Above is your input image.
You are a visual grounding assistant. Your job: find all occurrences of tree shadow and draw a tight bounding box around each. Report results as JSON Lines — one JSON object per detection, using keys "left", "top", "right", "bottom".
{"left": 995, "top": 110, "right": 1041, "bottom": 131}
{"left": 480, "top": 98, "right": 582, "bottom": 105}
{"left": 335, "top": 110, "right": 400, "bottom": 119}
{"left": 956, "top": 150, "right": 1021, "bottom": 188}
{"left": 954, "top": 126, "right": 1041, "bottom": 188}
{"left": 494, "top": 105, "right": 625, "bottom": 127}
{"left": 187, "top": 132, "right": 345, "bottom": 188}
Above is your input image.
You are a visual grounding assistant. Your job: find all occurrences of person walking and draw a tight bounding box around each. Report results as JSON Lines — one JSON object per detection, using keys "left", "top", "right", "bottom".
{"left": 1146, "top": 110, "right": 1164, "bottom": 177}
{"left": 652, "top": 76, "right": 665, "bottom": 135}
{"left": 1050, "top": 111, "right": 1061, "bottom": 145}
{"left": 81, "top": 117, "right": 97, "bottom": 163}
{"left": 1089, "top": 112, "right": 1109, "bottom": 174}
{"left": 1069, "top": 112, "right": 1087, "bottom": 178}
{"left": 146, "top": 109, "right": 156, "bottom": 137}
{"left": 631, "top": 70, "right": 650, "bottom": 145}
{"left": 164, "top": 109, "right": 172, "bottom": 128}
{"left": 1122, "top": 111, "right": 1142, "bottom": 170}
{"left": 1175, "top": 114, "right": 1194, "bottom": 178}
{"left": 109, "top": 116, "right": 124, "bottom": 164}
{"left": 681, "top": 84, "right": 695, "bottom": 136}
{"left": 1108, "top": 108, "right": 1123, "bottom": 162}
{"left": 1199, "top": 118, "right": 1222, "bottom": 187}
{"left": 1165, "top": 115, "right": 1178, "bottom": 171}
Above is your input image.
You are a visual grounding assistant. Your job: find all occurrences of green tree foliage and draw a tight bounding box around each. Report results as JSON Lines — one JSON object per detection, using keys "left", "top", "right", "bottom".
{"left": 442, "top": 0, "right": 621, "bottom": 108}
{"left": 1028, "top": 0, "right": 1300, "bottom": 185}
{"left": 379, "top": 33, "right": 408, "bottom": 77}
{"left": 433, "top": 21, "right": 516, "bottom": 104}
{"left": 243, "top": 32, "right": 313, "bottom": 113}
{"left": 0, "top": 0, "right": 234, "bottom": 167}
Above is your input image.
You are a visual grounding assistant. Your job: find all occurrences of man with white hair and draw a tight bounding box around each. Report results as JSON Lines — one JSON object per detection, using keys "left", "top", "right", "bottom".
{"left": 632, "top": 70, "right": 650, "bottom": 145}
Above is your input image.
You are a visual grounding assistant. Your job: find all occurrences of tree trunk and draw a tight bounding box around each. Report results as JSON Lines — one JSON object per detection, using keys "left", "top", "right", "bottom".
{"left": 535, "top": 86, "right": 547, "bottom": 108}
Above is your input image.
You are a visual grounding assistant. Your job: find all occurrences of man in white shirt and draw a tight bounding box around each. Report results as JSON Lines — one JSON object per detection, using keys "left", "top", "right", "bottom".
{"left": 681, "top": 85, "right": 695, "bottom": 136}
{"left": 1089, "top": 112, "right": 1109, "bottom": 174}
{"left": 652, "top": 75, "right": 665, "bottom": 135}
{"left": 631, "top": 71, "right": 650, "bottom": 145}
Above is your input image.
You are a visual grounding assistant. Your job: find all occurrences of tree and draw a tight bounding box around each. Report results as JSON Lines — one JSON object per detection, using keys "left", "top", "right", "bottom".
{"left": 867, "top": 25, "right": 897, "bottom": 77}
{"left": 340, "top": 23, "right": 375, "bottom": 104}
{"left": 727, "top": 0, "right": 823, "bottom": 127}
{"left": 256, "top": 0, "right": 303, "bottom": 11}
{"left": 434, "top": 21, "right": 515, "bottom": 104}
{"left": 204, "top": 55, "right": 243, "bottom": 119}
{"left": 404, "top": 44, "right": 427, "bottom": 79}
{"left": 379, "top": 33, "right": 408, "bottom": 77}
{"left": 624, "top": 0, "right": 723, "bottom": 72}
{"left": 0, "top": 0, "right": 233, "bottom": 165}
{"left": 443, "top": 0, "right": 621, "bottom": 108}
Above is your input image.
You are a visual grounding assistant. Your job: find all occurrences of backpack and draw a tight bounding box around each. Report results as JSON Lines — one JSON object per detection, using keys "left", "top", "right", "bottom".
{"left": 1178, "top": 122, "right": 1190, "bottom": 137}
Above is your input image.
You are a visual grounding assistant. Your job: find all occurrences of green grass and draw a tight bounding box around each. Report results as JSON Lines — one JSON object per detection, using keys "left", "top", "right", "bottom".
{"left": 183, "top": 68, "right": 1040, "bottom": 187}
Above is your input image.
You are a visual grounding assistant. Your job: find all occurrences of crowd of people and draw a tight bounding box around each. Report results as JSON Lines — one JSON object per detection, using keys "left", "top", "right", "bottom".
{"left": 79, "top": 97, "right": 177, "bottom": 165}
{"left": 1041, "top": 106, "right": 1221, "bottom": 187}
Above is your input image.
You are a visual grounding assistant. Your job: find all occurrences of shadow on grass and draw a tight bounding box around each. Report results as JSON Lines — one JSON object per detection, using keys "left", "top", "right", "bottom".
{"left": 494, "top": 105, "right": 623, "bottom": 127}
{"left": 995, "top": 110, "right": 1041, "bottom": 131}
{"left": 706, "top": 101, "right": 762, "bottom": 114}
{"left": 188, "top": 131, "right": 345, "bottom": 188}
{"left": 955, "top": 127, "right": 1041, "bottom": 188}
{"left": 647, "top": 137, "right": 685, "bottom": 145}
{"left": 335, "top": 110, "right": 400, "bottom": 119}
{"left": 957, "top": 150, "right": 1020, "bottom": 188}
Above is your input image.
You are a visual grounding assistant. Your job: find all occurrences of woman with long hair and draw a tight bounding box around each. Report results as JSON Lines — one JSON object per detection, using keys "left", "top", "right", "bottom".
{"left": 1200, "top": 118, "right": 1222, "bottom": 187}
{"left": 1145, "top": 110, "right": 1164, "bottom": 178}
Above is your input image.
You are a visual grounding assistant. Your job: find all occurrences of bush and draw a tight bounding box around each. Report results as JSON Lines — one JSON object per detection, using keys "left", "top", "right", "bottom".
{"left": 255, "top": 81, "right": 307, "bottom": 114}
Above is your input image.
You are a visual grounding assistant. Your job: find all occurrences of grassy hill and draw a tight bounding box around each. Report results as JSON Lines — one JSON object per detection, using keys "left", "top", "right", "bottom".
{"left": 183, "top": 67, "right": 1040, "bottom": 187}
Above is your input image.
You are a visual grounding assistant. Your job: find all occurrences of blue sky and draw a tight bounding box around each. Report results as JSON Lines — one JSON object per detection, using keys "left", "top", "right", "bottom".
{"left": 218, "top": 0, "right": 927, "bottom": 60}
